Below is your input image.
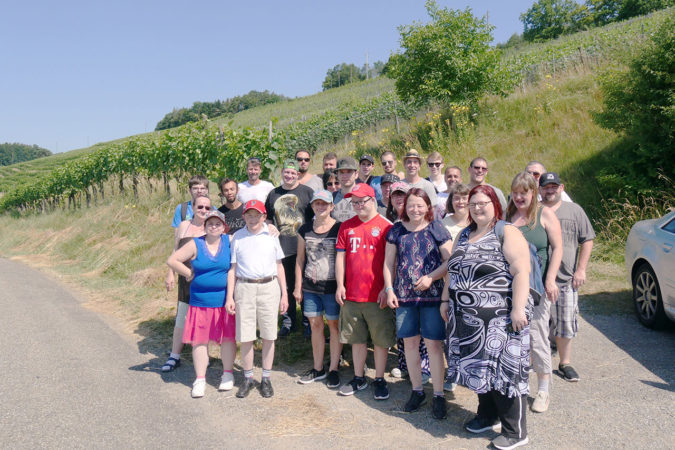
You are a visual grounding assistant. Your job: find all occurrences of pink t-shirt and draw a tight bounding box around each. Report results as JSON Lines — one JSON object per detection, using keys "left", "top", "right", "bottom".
{"left": 336, "top": 214, "right": 392, "bottom": 303}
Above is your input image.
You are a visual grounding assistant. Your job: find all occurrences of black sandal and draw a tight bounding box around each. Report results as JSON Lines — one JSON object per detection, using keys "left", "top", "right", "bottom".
{"left": 162, "top": 356, "right": 181, "bottom": 372}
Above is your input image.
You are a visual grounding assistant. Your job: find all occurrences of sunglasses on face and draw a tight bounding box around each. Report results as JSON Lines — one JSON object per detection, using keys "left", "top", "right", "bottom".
{"left": 326, "top": 182, "right": 339, "bottom": 187}
{"left": 382, "top": 160, "right": 395, "bottom": 165}
{"left": 428, "top": 162, "right": 442, "bottom": 167}
{"left": 196, "top": 205, "right": 211, "bottom": 210}
{"left": 296, "top": 157, "right": 310, "bottom": 162}
{"left": 472, "top": 166, "right": 488, "bottom": 172}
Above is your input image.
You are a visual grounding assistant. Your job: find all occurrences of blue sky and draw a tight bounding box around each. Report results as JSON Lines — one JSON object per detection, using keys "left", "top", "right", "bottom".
{"left": 0, "top": 0, "right": 534, "bottom": 153}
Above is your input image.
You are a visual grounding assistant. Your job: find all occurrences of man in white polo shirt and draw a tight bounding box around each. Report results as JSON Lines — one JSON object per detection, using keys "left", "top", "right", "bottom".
{"left": 226, "top": 199, "right": 288, "bottom": 399}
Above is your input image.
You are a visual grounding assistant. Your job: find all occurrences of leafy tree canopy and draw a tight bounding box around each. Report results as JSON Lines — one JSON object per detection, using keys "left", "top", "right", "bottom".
{"left": 594, "top": 13, "right": 674, "bottom": 183}
{"left": 321, "top": 61, "right": 386, "bottom": 90}
{"left": 0, "top": 143, "right": 52, "bottom": 166}
{"left": 387, "top": 0, "right": 508, "bottom": 106}
{"left": 521, "top": 0, "right": 588, "bottom": 41}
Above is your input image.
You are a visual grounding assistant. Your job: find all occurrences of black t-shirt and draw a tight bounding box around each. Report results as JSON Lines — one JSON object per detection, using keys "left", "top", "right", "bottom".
{"left": 298, "top": 221, "right": 341, "bottom": 294}
{"left": 264, "top": 183, "right": 314, "bottom": 256}
{"left": 217, "top": 203, "right": 245, "bottom": 234}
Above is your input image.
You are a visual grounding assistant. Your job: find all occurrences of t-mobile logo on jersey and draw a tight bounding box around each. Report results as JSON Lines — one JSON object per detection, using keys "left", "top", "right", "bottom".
{"left": 349, "top": 237, "right": 361, "bottom": 253}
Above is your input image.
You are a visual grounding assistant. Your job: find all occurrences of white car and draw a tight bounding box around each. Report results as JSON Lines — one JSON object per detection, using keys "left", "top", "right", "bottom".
{"left": 625, "top": 210, "right": 675, "bottom": 328}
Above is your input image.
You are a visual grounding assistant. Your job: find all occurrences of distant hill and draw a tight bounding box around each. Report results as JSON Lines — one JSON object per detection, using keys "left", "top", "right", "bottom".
{"left": 155, "top": 90, "right": 289, "bottom": 130}
{"left": 0, "top": 143, "right": 51, "bottom": 166}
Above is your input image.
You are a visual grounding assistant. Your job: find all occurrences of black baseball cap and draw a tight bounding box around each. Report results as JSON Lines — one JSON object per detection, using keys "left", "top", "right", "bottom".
{"left": 539, "top": 172, "right": 562, "bottom": 187}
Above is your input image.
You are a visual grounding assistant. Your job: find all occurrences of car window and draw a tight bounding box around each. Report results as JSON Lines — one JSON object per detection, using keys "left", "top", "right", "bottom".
{"left": 662, "top": 217, "right": 675, "bottom": 234}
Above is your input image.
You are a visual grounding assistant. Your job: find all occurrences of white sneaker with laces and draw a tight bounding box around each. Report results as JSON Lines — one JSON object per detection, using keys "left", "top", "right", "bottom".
{"left": 219, "top": 372, "right": 234, "bottom": 391}
{"left": 192, "top": 378, "right": 206, "bottom": 398}
{"left": 531, "top": 390, "right": 550, "bottom": 413}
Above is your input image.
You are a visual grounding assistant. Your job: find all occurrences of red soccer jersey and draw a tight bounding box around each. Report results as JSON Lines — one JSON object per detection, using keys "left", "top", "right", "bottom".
{"left": 336, "top": 214, "right": 392, "bottom": 303}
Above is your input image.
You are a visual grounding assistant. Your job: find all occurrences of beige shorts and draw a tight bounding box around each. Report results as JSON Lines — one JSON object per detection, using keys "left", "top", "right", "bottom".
{"left": 234, "top": 280, "right": 281, "bottom": 342}
{"left": 174, "top": 301, "right": 189, "bottom": 329}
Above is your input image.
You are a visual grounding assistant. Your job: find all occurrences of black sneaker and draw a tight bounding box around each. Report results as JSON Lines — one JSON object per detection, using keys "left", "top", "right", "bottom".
{"left": 491, "top": 435, "right": 529, "bottom": 449}
{"left": 326, "top": 370, "right": 340, "bottom": 389}
{"left": 278, "top": 326, "right": 291, "bottom": 338}
{"left": 260, "top": 378, "right": 274, "bottom": 398}
{"left": 403, "top": 390, "right": 426, "bottom": 412}
{"left": 338, "top": 377, "right": 368, "bottom": 396}
{"left": 373, "top": 377, "right": 389, "bottom": 400}
{"left": 558, "top": 363, "right": 580, "bottom": 382}
{"left": 298, "top": 367, "right": 327, "bottom": 384}
{"left": 465, "top": 415, "right": 501, "bottom": 433}
{"left": 236, "top": 378, "right": 256, "bottom": 398}
{"left": 432, "top": 395, "right": 447, "bottom": 420}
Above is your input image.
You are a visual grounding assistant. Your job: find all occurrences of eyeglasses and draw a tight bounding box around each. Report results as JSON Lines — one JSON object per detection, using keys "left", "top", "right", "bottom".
{"left": 428, "top": 162, "right": 442, "bottom": 167}
{"left": 296, "top": 157, "right": 310, "bottom": 162}
{"left": 382, "top": 160, "right": 395, "bottom": 166}
{"left": 196, "top": 205, "right": 211, "bottom": 210}
{"left": 468, "top": 201, "right": 492, "bottom": 209}
{"left": 472, "top": 166, "right": 488, "bottom": 172}
{"left": 351, "top": 198, "right": 372, "bottom": 207}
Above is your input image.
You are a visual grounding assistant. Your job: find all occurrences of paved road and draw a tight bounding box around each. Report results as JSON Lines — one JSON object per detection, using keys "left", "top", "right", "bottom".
{"left": 1, "top": 257, "right": 673, "bottom": 449}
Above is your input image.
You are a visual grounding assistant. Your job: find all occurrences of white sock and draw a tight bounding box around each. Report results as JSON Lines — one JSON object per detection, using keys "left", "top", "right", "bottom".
{"left": 538, "top": 377, "right": 550, "bottom": 393}
{"left": 169, "top": 352, "right": 180, "bottom": 360}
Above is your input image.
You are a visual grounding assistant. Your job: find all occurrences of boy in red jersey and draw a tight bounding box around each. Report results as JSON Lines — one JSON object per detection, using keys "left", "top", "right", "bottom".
{"left": 335, "top": 183, "right": 395, "bottom": 400}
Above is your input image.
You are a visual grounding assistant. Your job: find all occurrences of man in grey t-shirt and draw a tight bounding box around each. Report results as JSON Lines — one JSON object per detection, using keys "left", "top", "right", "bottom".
{"left": 332, "top": 157, "right": 359, "bottom": 222}
{"left": 540, "top": 172, "right": 595, "bottom": 383}
{"left": 467, "top": 157, "right": 507, "bottom": 211}
{"left": 402, "top": 149, "right": 437, "bottom": 205}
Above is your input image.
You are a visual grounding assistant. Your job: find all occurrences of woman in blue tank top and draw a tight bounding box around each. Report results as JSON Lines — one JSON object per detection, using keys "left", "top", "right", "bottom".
{"left": 167, "top": 210, "right": 236, "bottom": 398}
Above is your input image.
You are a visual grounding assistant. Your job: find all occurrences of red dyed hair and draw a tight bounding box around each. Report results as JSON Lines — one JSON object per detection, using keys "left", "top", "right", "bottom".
{"left": 400, "top": 188, "right": 435, "bottom": 223}
{"left": 468, "top": 184, "right": 503, "bottom": 230}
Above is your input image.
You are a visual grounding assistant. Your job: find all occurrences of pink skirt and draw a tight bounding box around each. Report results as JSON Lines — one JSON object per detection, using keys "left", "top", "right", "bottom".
{"left": 182, "top": 306, "right": 235, "bottom": 345}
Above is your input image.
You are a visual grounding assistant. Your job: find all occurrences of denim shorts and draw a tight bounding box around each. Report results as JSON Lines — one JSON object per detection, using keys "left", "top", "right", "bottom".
{"left": 303, "top": 291, "right": 340, "bottom": 321}
{"left": 396, "top": 303, "right": 446, "bottom": 340}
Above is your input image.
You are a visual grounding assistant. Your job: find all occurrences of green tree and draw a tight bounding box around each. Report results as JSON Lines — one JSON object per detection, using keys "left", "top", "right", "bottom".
{"left": 521, "top": 0, "right": 588, "bottom": 42}
{"left": 496, "top": 33, "right": 526, "bottom": 50}
{"left": 387, "top": 0, "right": 507, "bottom": 106}
{"left": 321, "top": 63, "right": 366, "bottom": 90}
{"left": 0, "top": 143, "right": 52, "bottom": 166}
{"left": 594, "top": 14, "right": 674, "bottom": 183}
{"left": 618, "top": 0, "right": 674, "bottom": 19}
{"left": 585, "top": 0, "right": 623, "bottom": 25}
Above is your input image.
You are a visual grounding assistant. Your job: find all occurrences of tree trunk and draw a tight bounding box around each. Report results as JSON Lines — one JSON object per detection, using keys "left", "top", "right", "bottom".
{"left": 119, "top": 175, "right": 124, "bottom": 194}
{"left": 92, "top": 185, "right": 98, "bottom": 205}
{"left": 132, "top": 174, "right": 138, "bottom": 199}
{"left": 99, "top": 181, "right": 105, "bottom": 200}
{"left": 163, "top": 172, "right": 170, "bottom": 195}
{"left": 85, "top": 188, "right": 91, "bottom": 208}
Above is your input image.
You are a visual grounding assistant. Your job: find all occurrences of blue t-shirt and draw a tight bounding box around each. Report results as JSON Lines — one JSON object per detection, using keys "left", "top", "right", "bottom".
{"left": 189, "top": 235, "right": 231, "bottom": 307}
{"left": 171, "top": 201, "right": 193, "bottom": 228}
{"left": 370, "top": 176, "right": 385, "bottom": 207}
{"left": 385, "top": 220, "right": 451, "bottom": 306}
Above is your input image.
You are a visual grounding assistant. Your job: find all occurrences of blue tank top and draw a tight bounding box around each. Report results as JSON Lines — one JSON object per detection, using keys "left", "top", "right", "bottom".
{"left": 189, "top": 235, "right": 230, "bottom": 307}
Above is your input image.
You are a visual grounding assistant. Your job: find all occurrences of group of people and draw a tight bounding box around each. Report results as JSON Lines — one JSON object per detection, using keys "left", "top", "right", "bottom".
{"left": 162, "top": 150, "right": 595, "bottom": 450}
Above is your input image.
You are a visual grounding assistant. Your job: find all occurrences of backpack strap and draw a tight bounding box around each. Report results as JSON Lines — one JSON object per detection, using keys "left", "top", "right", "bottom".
{"left": 180, "top": 201, "right": 189, "bottom": 221}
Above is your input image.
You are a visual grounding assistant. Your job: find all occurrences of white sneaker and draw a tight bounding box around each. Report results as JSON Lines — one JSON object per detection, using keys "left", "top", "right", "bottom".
{"left": 531, "top": 390, "right": 550, "bottom": 413}
{"left": 443, "top": 380, "right": 457, "bottom": 392}
{"left": 191, "top": 378, "right": 206, "bottom": 398}
{"left": 219, "top": 372, "right": 234, "bottom": 391}
{"left": 391, "top": 367, "right": 408, "bottom": 378}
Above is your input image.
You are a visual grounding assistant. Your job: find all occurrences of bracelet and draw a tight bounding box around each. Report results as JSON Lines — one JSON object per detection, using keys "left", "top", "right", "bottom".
{"left": 441, "top": 300, "right": 450, "bottom": 303}
{"left": 384, "top": 287, "right": 394, "bottom": 293}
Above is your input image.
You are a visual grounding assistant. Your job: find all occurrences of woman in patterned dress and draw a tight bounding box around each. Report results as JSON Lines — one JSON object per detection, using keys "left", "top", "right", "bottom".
{"left": 383, "top": 188, "right": 454, "bottom": 419}
{"left": 441, "top": 185, "right": 532, "bottom": 450}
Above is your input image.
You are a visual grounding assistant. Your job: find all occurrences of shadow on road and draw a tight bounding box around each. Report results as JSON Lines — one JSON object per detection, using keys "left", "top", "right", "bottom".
{"left": 580, "top": 289, "right": 675, "bottom": 392}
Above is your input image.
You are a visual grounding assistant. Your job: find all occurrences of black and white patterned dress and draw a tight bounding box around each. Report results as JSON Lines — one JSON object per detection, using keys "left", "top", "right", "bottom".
{"left": 446, "top": 226, "right": 531, "bottom": 398}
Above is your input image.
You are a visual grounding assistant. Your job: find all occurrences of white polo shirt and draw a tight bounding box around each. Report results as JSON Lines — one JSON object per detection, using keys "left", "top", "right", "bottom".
{"left": 231, "top": 223, "right": 284, "bottom": 279}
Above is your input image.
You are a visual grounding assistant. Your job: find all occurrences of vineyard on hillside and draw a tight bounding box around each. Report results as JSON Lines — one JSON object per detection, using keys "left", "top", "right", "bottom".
{"left": 0, "top": 8, "right": 670, "bottom": 213}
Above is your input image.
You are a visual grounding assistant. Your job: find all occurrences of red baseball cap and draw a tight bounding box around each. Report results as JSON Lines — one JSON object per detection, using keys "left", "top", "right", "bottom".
{"left": 345, "top": 183, "right": 375, "bottom": 199}
{"left": 243, "top": 199, "right": 266, "bottom": 214}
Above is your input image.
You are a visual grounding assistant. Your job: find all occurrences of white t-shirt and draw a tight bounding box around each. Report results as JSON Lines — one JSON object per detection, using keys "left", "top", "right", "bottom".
{"left": 231, "top": 223, "right": 284, "bottom": 279}
{"left": 237, "top": 180, "right": 274, "bottom": 204}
